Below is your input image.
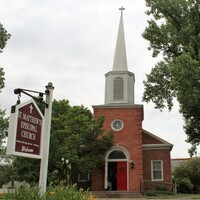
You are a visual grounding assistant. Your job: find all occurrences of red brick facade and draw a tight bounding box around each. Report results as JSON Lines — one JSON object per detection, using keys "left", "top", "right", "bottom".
{"left": 142, "top": 130, "right": 173, "bottom": 191}
{"left": 143, "top": 149, "right": 172, "bottom": 182}
{"left": 89, "top": 104, "right": 173, "bottom": 192}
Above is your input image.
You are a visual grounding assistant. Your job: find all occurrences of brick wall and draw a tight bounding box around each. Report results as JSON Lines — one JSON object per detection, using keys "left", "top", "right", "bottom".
{"left": 142, "top": 132, "right": 163, "bottom": 144}
{"left": 92, "top": 105, "right": 143, "bottom": 192}
{"left": 143, "top": 149, "right": 172, "bottom": 190}
{"left": 90, "top": 167, "right": 104, "bottom": 191}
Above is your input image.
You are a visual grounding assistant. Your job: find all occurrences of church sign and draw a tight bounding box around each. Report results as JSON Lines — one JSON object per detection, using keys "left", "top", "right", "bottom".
{"left": 7, "top": 99, "right": 44, "bottom": 159}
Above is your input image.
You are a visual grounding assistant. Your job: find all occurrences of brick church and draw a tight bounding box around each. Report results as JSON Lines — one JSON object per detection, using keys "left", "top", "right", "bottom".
{"left": 85, "top": 8, "right": 173, "bottom": 193}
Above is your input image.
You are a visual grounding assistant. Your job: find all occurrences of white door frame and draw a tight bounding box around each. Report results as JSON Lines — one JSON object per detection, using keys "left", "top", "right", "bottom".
{"left": 104, "top": 147, "right": 130, "bottom": 191}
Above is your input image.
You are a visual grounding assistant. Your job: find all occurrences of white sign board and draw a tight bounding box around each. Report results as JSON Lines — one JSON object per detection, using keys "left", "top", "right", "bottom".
{"left": 6, "top": 99, "right": 44, "bottom": 159}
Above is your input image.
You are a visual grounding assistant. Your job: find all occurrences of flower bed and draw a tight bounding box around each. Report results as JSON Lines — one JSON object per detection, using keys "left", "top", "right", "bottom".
{"left": 3, "top": 184, "right": 97, "bottom": 200}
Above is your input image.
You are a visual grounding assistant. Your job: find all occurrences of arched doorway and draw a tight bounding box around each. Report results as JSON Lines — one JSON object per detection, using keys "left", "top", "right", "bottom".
{"left": 105, "top": 149, "right": 128, "bottom": 191}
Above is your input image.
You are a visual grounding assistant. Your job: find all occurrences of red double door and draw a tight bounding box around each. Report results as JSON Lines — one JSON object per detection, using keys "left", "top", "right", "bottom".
{"left": 108, "top": 161, "right": 127, "bottom": 190}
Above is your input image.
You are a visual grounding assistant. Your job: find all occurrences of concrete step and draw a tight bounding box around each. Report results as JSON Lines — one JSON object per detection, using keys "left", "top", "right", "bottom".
{"left": 92, "top": 191, "right": 143, "bottom": 198}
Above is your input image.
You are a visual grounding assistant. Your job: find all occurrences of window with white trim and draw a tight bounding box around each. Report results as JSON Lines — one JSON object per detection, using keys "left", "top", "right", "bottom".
{"left": 151, "top": 160, "right": 163, "bottom": 181}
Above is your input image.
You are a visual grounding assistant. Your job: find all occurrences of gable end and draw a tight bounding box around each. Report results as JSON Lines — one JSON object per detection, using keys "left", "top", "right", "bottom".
{"left": 142, "top": 129, "right": 173, "bottom": 151}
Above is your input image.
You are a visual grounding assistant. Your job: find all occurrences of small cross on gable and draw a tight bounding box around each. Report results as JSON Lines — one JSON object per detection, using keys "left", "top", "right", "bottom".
{"left": 119, "top": 6, "right": 125, "bottom": 16}
{"left": 29, "top": 104, "right": 33, "bottom": 114}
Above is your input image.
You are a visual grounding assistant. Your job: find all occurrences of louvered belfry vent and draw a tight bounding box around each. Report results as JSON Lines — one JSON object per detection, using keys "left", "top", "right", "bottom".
{"left": 114, "top": 77, "right": 124, "bottom": 100}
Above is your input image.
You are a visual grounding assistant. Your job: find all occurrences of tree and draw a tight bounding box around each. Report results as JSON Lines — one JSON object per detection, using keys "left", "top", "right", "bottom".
{"left": 0, "top": 23, "right": 10, "bottom": 150}
{"left": 12, "top": 157, "right": 40, "bottom": 185}
{"left": 0, "top": 109, "right": 8, "bottom": 156}
{"left": 13, "top": 99, "right": 112, "bottom": 185}
{"left": 0, "top": 68, "right": 5, "bottom": 93}
{"left": 0, "top": 23, "right": 10, "bottom": 92}
{"left": 173, "top": 158, "right": 200, "bottom": 193}
{"left": 142, "top": 0, "right": 200, "bottom": 146}
{"left": 48, "top": 99, "right": 112, "bottom": 185}
{"left": 0, "top": 23, "right": 10, "bottom": 53}
{"left": 0, "top": 23, "right": 10, "bottom": 148}
{"left": 0, "top": 156, "right": 15, "bottom": 188}
{"left": 0, "top": 109, "right": 9, "bottom": 187}
{"left": 0, "top": 23, "right": 11, "bottom": 186}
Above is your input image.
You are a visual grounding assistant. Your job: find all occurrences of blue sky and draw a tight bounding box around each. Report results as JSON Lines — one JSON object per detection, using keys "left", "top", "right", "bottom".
{"left": 0, "top": 0, "right": 196, "bottom": 158}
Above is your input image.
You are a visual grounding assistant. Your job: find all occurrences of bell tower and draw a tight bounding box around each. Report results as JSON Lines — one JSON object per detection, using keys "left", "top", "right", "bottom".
{"left": 104, "top": 6, "right": 135, "bottom": 105}
{"left": 92, "top": 7, "right": 143, "bottom": 192}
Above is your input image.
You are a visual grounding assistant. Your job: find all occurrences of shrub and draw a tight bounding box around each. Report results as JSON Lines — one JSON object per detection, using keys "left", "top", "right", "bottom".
{"left": 4, "top": 187, "right": 40, "bottom": 200}
{"left": 156, "top": 185, "right": 168, "bottom": 191}
{"left": 45, "top": 184, "right": 92, "bottom": 200}
{"left": 177, "top": 178, "right": 193, "bottom": 194}
{"left": 173, "top": 158, "right": 200, "bottom": 193}
{"left": 145, "top": 189, "right": 156, "bottom": 196}
{"left": 145, "top": 186, "right": 173, "bottom": 196}
{"left": 4, "top": 184, "right": 97, "bottom": 200}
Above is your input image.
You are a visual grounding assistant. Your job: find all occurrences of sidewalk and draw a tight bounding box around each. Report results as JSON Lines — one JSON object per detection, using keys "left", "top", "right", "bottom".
{"left": 98, "top": 198, "right": 146, "bottom": 200}
{"left": 98, "top": 197, "right": 196, "bottom": 200}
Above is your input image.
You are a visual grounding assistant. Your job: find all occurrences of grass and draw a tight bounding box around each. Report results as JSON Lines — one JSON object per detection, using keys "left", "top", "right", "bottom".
{"left": 147, "top": 193, "right": 200, "bottom": 199}
{"left": 2, "top": 184, "right": 98, "bottom": 200}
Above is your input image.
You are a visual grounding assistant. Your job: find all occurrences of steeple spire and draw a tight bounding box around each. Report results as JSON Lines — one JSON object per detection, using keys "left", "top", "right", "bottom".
{"left": 112, "top": 6, "right": 128, "bottom": 71}
{"left": 104, "top": 7, "right": 135, "bottom": 105}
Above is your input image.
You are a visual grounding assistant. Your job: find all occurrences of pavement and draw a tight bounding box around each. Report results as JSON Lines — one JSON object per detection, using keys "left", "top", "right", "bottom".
{"left": 98, "top": 198, "right": 146, "bottom": 200}
{"left": 97, "top": 197, "right": 200, "bottom": 200}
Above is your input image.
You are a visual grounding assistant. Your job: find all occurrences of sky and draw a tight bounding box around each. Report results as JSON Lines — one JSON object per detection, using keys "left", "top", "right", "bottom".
{"left": 0, "top": 0, "right": 197, "bottom": 158}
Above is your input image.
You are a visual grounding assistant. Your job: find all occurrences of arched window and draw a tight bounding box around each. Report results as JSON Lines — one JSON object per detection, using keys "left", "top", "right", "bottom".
{"left": 108, "top": 150, "right": 126, "bottom": 160}
{"left": 113, "top": 77, "right": 124, "bottom": 100}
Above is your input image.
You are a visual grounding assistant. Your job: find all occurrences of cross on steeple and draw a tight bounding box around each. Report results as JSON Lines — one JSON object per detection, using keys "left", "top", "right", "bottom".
{"left": 119, "top": 6, "right": 125, "bottom": 16}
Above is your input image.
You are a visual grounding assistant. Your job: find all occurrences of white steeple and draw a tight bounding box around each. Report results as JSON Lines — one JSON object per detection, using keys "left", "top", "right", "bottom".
{"left": 112, "top": 6, "right": 128, "bottom": 71}
{"left": 104, "top": 7, "right": 135, "bottom": 105}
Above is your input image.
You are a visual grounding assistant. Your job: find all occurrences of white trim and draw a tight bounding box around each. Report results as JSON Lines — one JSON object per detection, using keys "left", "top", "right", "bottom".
{"left": 111, "top": 119, "right": 124, "bottom": 131}
{"left": 105, "top": 146, "right": 129, "bottom": 191}
{"left": 6, "top": 99, "right": 44, "bottom": 159}
{"left": 105, "top": 146, "right": 130, "bottom": 161}
{"left": 105, "top": 161, "right": 108, "bottom": 190}
{"left": 151, "top": 160, "right": 163, "bottom": 181}
{"left": 143, "top": 144, "right": 172, "bottom": 150}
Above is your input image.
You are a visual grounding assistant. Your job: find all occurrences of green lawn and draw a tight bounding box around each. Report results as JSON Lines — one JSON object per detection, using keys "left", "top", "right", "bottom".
{"left": 147, "top": 194, "right": 200, "bottom": 199}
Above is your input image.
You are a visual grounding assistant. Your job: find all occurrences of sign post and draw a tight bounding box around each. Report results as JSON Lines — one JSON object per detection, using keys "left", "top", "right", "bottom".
{"left": 6, "top": 82, "right": 54, "bottom": 197}
{"left": 39, "top": 82, "right": 54, "bottom": 196}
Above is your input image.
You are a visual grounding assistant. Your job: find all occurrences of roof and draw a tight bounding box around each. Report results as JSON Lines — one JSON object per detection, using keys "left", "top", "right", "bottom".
{"left": 112, "top": 7, "right": 128, "bottom": 71}
{"left": 142, "top": 129, "right": 173, "bottom": 151}
{"left": 171, "top": 158, "right": 191, "bottom": 173}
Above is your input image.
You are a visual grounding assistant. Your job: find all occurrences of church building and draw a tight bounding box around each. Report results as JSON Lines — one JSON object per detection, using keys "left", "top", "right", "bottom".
{"left": 89, "top": 7, "right": 173, "bottom": 193}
